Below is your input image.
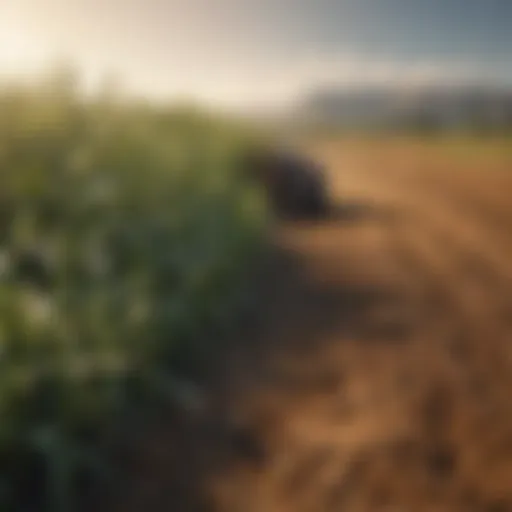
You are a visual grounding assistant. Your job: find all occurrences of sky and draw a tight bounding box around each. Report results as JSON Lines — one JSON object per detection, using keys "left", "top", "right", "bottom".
{"left": 1, "top": 0, "right": 511, "bottom": 109}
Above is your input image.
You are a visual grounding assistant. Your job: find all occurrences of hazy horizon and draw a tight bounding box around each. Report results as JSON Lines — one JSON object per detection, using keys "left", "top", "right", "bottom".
{"left": 1, "top": 0, "right": 511, "bottom": 110}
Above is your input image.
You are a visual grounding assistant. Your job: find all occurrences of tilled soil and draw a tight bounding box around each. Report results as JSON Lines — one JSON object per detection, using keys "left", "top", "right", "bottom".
{"left": 107, "top": 140, "right": 512, "bottom": 512}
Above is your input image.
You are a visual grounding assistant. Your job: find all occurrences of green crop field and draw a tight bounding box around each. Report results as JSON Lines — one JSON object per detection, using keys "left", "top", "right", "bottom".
{"left": 0, "top": 71, "right": 269, "bottom": 511}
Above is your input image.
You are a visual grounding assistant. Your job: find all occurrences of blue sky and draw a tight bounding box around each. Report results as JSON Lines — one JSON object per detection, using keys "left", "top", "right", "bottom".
{"left": 1, "top": 0, "right": 511, "bottom": 107}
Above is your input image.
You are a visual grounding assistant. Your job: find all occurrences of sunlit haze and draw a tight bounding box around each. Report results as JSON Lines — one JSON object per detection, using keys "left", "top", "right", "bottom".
{"left": 2, "top": 0, "right": 512, "bottom": 109}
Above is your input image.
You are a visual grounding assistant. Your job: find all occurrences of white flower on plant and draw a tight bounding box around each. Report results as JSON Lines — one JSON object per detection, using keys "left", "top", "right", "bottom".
{"left": 22, "top": 289, "right": 56, "bottom": 327}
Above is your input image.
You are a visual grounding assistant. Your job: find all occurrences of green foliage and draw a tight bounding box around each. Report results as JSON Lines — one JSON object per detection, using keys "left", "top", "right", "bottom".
{"left": 0, "top": 73, "right": 267, "bottom": 511}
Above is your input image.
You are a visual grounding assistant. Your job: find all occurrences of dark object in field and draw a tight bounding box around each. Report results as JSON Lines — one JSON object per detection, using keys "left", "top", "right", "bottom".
{"left": 242, "top": 147, "right": 329, "bottom": 219}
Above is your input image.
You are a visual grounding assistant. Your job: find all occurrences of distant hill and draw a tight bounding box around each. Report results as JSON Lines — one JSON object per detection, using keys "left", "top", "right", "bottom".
{"left": 293, "top": 84, "right": 512, "bottom": 132}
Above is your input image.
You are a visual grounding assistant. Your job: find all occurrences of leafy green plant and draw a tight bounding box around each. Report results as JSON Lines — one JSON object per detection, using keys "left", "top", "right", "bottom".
{"left": 0, "top": 70, "right": 268, "bottom": 511}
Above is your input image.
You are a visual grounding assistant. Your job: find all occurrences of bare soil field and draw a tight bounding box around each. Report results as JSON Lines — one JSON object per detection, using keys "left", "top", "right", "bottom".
{"left": 107, "top": 138, "right": 512, "bottom": 512}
